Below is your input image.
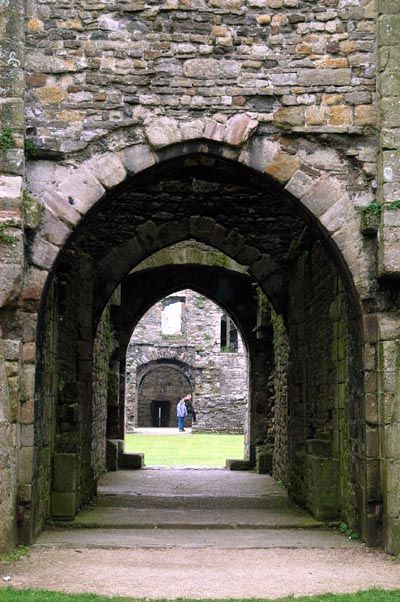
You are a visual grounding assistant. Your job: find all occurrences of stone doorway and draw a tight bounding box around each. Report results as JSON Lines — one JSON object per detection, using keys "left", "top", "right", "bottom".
{"left": 150, "top": 400, "right": 171, "bottom": 428}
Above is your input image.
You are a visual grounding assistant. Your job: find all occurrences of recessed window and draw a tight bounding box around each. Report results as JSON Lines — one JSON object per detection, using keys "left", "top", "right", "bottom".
{"left": 220, "top": 313, "right": 238, "bottom": 352}
{"left": 161, "top": 296, "right": 185, "bottom": 335}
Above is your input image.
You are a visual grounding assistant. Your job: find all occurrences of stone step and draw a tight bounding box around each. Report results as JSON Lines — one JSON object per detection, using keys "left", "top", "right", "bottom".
{"left": 35, "top": 527, "right": 357, "bottom": 550}
{"left": 62, "top": 505, "right": 325, "bottom": 530}
{"left": 95, "top": 492, "right": 296, "bottom": 510}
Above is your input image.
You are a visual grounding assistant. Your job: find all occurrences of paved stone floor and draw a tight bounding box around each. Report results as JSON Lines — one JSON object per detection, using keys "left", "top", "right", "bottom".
{"left": 2, "top": 469, "right": 400, "bottom": 599}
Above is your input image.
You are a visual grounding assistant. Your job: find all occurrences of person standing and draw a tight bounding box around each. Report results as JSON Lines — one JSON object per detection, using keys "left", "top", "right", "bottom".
{"left": 185, "top": 394, "right": 196, "bottom": 425}
{"left": 176, "top": 396, "right": 188, "bottom": 432}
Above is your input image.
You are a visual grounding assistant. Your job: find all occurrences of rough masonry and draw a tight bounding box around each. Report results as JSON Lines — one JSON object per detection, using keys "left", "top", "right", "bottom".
{"left": 125, "top": 287, "right": 247, "bottom": 432}
{"left": 0, "top": 0, "right": 400, "bottom": 557}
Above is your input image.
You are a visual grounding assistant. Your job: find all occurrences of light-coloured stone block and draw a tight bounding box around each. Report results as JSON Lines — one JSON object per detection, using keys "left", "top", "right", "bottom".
{"left": 0, "top": 176, "right": 23, "bottom": 207}
{"left": 146, "top": 117, "right": 182, "bottom": 149}
{"left": 58, "top": 168, "right": 105, "bottom": 215}
{"left": 31, "top": 237, "right": 59, "bottom": 270}
{"left": 301, "top": 175, "right": 344, "bottom": 217}
{"left": 224, "top": 114, "right": 258, "bottom": 146}
{"left": 88, "top": 153, "right": 127, "bottom": 189}
{"left": 120, "top": 144, "right": 156, "bottom": 175}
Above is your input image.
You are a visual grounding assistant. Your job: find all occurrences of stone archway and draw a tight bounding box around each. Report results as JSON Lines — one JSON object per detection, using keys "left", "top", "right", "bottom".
{"left": 129, "top": 355, "right": 195, "bottom": 431}
{"left": 136, "top": 362, "right": 192, "bottom": 429}
{"left": 17, "top": 133, "right": 378, "bottom": 548}
{"left": 1, "top": 0, "right": 400, "bottom": 558}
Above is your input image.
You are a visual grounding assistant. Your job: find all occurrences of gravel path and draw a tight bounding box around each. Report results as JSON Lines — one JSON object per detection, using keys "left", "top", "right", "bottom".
{"left": 2, "top": 545, "right": 400, "bottom": 599}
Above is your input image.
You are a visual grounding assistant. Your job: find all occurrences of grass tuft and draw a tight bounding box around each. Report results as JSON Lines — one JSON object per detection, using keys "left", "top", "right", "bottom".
{"left": 0, "top": 546, "right": 29, "bottom": 564}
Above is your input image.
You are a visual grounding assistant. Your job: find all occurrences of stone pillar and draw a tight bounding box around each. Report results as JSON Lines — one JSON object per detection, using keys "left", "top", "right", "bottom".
{"left": 0, "top": 0, "right": 25, "bottom": 551}
{"left": 377, "top": 315, "right": 400, "bottom": 554}
{"left": 378, "top": 2, "right": 400, "bottom": 275}
{"left": 247, "top": 292, "right": 275, "bottom": 465}
{"left": 0, "top": 332, "right": 17, "bottom": 551}
{"left": 377, "top": 1, "right": 400, "bottom": 554}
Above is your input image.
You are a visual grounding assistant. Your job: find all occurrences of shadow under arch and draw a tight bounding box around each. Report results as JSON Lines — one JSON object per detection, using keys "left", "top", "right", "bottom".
{"left": 30, "top": 142, "right": 371, "bottom": 548}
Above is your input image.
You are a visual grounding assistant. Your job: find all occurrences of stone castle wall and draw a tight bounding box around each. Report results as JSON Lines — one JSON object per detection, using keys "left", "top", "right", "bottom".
{"left": 126, "top": 289, "right": 248, "bottom": 432}
{"left": 24, "top": 0, "right": 377, "bottom": 181}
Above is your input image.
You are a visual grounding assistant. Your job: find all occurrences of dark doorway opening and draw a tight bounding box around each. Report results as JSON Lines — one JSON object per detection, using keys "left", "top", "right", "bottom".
{"left": 151, "top": 400, "right": 171, "bottom": 428}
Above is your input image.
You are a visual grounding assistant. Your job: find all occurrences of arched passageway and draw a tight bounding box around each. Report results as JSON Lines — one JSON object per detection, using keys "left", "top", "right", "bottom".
{"left": 28, "top": 147, "right": 370, "bottom": 550}
{"left": 125, "top": 287, "right": 247, "bottom": 434}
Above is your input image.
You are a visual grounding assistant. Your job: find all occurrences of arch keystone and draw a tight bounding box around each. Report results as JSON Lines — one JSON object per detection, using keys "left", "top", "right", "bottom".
{"left": 136, "top": 220, "right": 162, "bottom": 252}
{"left": 120, "top": 144, "right": 156, "bottom": 175}
{"left": 158, "top": 220, "right": 190, "bottom": 247}
{"left": 146, "top": 117, "right": 182, "bottom": 149}
{"left": 180, "top": 119, "right": 205, "bottom": 141}
{"left": 190, "top": 216, "right": 217, "bottom": 241}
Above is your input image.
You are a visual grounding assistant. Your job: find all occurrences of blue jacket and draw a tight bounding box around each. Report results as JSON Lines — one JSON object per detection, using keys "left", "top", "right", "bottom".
{"left": 177, "top": 400, "right": 188, "bottom": 418}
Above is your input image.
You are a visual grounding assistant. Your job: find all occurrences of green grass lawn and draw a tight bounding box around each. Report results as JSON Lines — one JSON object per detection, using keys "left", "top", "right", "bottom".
{"left": 124, "top": 433, "right": 244, "bottom": 467}
{"left": 1, "top": 589, "right": 400, "bottom": 602}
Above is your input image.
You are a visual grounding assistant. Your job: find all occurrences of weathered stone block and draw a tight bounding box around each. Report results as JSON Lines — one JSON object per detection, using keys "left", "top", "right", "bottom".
{"left": 180, "top": 120, "right": 205, "bottom": 140}
{"left": 382, "top": 97, "right": 400, "bottom": 128}
{"left": 118, "top": 452, "right": 144, "bottom": 469}
{"left": 89, "top": 153, "right": 127, "bottom": 189}
{"left": 106, "top": 439, "right": 119, "bottom": 471}
{"left": 241, "top": 137, "right": 279, "bottom": 172}
{"left": 58, "top": 168, "right": 105, "bottom": 215}
{"left": 226, "top": 459, "right": 251, "bottom": 470}
{"left": 18, "top": 445, "right": 34, "bottom": 484}
{"left": 42, "top": 190, "right": 81, "bottom": 226}
{"left": 146, "top": 117, "right": 182, "bottom": 149}
{"left": 256, "top": 446, "right": 273, "bottom": 474}
{"left": 224, "top": 114, "right": 258, "bottom": 146}
{"left": 301, "top": 176, "right": 344, "bottom": 217}
{"left": 17, "top": 484, "right": 32, "bottom": 503}
{"left": 53, "top": 453, "right": 79, "bottom": 491}
{"left": 379, "top": 225, "right": 400, "bottom": 276}
{"left": 0, "top": 176, "right": 23, "bottom": 208}
{"left": 379, "top": 15, "right": 400, "bottom": 46}
{"left": 136, "top": 220, "right": 162, "bottom": 252}
{"left": 204, "top": 119, "right": 226, "bottom": 142}
{"left": 120, "top": 144, "right": 155, "bottom": 175}
{"left": 285, "top": 170, "right": 314, "bottom": 199}
{"left": 51, "top": 491, "right": 77, "bottom": 518}
{"left": 40, "top": 209, "right": 72, "bottom": 247}
{"left": 307, "top": 455, "right": 339, "bottom": 520}
{"left": 31, "top": 237, "right": 58, "bottom": 270}
{"left": 249, "top": 254, "right": 277, "bottom": 280}
{"left": 183, "top": 59, "right": 240, "bottom": 79}
{"left": 265, "top": 150, "right": 300, "bottom": 184}
{"left": 273, "top": 107, "right": 305, "bottom": 128}
{"left": 297, "top": 69, "right": 351, "bottom": 86}
{"left": 190, "top": 216, "right": 216, "bottom": 242}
